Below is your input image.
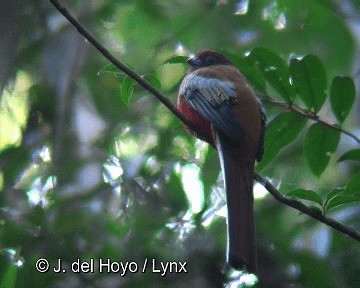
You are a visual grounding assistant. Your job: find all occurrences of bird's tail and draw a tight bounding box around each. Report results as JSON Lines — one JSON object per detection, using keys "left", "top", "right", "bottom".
{"left": 216, "top": 132, "right": 256, "bottom": 273}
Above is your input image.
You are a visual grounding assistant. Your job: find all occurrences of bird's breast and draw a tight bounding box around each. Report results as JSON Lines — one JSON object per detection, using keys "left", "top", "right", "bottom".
{"left": 177, "top": 99, "right": 215, "bottom": 147}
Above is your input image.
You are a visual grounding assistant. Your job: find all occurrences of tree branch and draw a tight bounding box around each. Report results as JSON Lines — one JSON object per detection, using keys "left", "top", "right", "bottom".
{"left": 254, "top": 173, "right": 360, "bottom": 241}
{"left": 50, "top": 0, "right": 360, "bottom": 241}
{"left": 260, "top": 95, "right": 360, "bottom": 145}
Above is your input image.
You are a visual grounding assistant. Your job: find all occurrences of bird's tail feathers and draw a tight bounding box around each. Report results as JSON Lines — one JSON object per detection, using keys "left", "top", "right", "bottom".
{"left": 215, "top": 132, "right": 256, "bottom": 273}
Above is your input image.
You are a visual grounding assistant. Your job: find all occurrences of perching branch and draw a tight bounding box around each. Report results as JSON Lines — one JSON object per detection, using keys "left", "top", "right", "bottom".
{"left": 50, "top": 0, "right": 360, "bottom": 242}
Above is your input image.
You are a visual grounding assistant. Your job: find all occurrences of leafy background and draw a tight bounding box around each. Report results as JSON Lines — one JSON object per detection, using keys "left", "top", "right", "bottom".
{"left": 0, "top": 0, "right": 359, "bottom": 287}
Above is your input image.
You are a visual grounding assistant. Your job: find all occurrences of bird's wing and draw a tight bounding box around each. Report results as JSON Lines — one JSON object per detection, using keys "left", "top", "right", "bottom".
{"left": 179, "top": 73, "right": 242, "bottom": 143}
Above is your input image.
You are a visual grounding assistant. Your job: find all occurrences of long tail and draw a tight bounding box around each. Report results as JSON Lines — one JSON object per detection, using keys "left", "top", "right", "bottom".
{"left": 216, "top": 132, "right": 256, "bottom": 273}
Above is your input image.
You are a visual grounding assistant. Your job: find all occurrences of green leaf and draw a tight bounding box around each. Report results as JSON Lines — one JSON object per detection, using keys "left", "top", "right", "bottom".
{"left": 325, "top": 188, "right": 345, "bottom": 203}
{"left": 248, "top": 48, "right": 295, "bottom": 103}
{"left": 164, "top": 170, "right": 188, "bottom": 212}
{"left": 143, "top": 74, "right": 162, "bottom": 90}
{"left": 0, "top": 263, "right": 17, "bottom": 288}
{"left": 199, "top": 148, "right": 220, "bottom": 202}
{"left": 225, "top": 52, "right": 266, "bottom": 91}
{"left": 249, "top": 48, "right": 288, "bottom": 75}
{"left": 304, "top": 123, "right": 340, "bottom": 176}
{"left": 120, "top": 76, "right": 136, "bottom": 106}
{"left": 98, "top": 64, "right": 125, "bottom": 76}
{"left": 325, "top": 195, "right": 360, "bottom": 212}
{"left": 163, "top": 55, "right": 189, "bottom": 65}
{"left": 307, "top": 205, "right": 324, "bottom": 214}
{"left": 346, "top": 172, "right": 360, "bottom": 195}
{"left": 256, "top": 112, "right": 307, "bottom": 171}
{"left": 294, "top": 252, "right": 336, "bottom": 287}
{"left": 289, "top": 55, "right": 327, "bottom": 113}
{"left": 330, "top": 76, "right": 355, "bottom": 123}
{"left": 105, "top": 217, "right": 130, "bottom": 238}
{"left": 286, "top": 188, "right": 323, "bottom": 206}
{"left": 337, "top": 148, "right": 360, "bottom": 162}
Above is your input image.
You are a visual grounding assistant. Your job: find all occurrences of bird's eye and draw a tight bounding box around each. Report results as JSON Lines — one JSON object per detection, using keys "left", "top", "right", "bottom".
{"left": 206, "top": 57, "right": 215, "bottom": 65}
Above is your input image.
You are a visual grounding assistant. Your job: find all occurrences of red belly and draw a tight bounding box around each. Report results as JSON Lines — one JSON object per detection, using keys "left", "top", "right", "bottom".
{"left": 177, "top": 102, "right": 215, "bottom": 147}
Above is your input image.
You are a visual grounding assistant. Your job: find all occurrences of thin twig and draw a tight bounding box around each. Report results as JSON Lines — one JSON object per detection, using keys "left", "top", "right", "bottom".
{"left": 260, "top": 97, "right": 360, "bottom": 145}
{"left": 50, "top": 0, "right": 360, "bottom": 241}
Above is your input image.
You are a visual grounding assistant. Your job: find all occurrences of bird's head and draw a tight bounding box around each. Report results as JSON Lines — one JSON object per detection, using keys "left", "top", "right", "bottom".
{"left": 187, "top": 50, "right": 233, "bottom": 68}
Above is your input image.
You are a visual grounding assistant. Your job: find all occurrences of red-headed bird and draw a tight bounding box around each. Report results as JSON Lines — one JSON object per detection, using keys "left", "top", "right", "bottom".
{"left": 177, "top": 51, "right": 266, "bottom": 273}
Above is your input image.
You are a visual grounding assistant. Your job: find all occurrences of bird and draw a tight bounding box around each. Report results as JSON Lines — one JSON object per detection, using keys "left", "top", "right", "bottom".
{"left": 177, "top": 50, "right": 266, "bottom": 273}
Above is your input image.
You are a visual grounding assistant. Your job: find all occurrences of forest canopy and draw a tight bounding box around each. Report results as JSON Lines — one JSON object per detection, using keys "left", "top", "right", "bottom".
{"left": 0, "top": 1, "right": 359, "bottom": 287}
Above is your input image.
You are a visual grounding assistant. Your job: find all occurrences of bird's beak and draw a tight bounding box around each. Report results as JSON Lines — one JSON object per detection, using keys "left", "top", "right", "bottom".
{"left": 187, "top": 56, "right": 201, "bottom": 67}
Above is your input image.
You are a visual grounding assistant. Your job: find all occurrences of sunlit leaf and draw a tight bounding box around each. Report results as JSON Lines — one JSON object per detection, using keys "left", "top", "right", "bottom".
{"left": 286, "top": 188, "right": 323, "bottom": 207}
{"left": 304, "top": 123, "right": 340, "bottom": 176}
{"left": 289, "top": 55, "right": 327, "bottom": 113}
{"left": 337, "top": 148, "right": 360, "bottom": 162}
{"left": 330, "top": 76, "right": 355, "bottom": 124}
{"left": 256, "top": 112, "right": 307, "bottom": 171}
{"left": 120, "top": 76, "right": 136, "bottom": 106}
{"left": 248, "top": 48, "right": 295, "bottom": 103}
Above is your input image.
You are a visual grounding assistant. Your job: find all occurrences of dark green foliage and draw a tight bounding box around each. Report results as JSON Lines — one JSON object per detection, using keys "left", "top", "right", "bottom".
{"left": 248, "top": 47, "right": 296, "bottom": 103}
{"left": 290, "top": 55, "right": 327, "bottom": 113}
{"left": 0, "top": 264, "right": 16, "bottom": 288}
{"left": 256, "top": 112, "right": 307, "bottom": 171}
{"left": 0, "top": 0, "right": 359, "bottom": 288}
{"left": 346, "top": 172, "right": 360, "bottom": 195}
{"left": 225, "top": 52, "right": 266, "bottom": 91}
{"left": 330, "top": 76, "right": 356, "bottom": 124}
{"left": 304, "top": 123, "right": 340, "bottom": 177}
{"left": 325, "top": 194, "right": 360, "bottom": 212}
{"left": 338, "top": 149, "right": 360, "bottom": 162}
{"left": 286, "top": 188, "right": 323, "bottom": 207}
{"left": 120, "top": 76, "right": 136, "bottom": 105}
